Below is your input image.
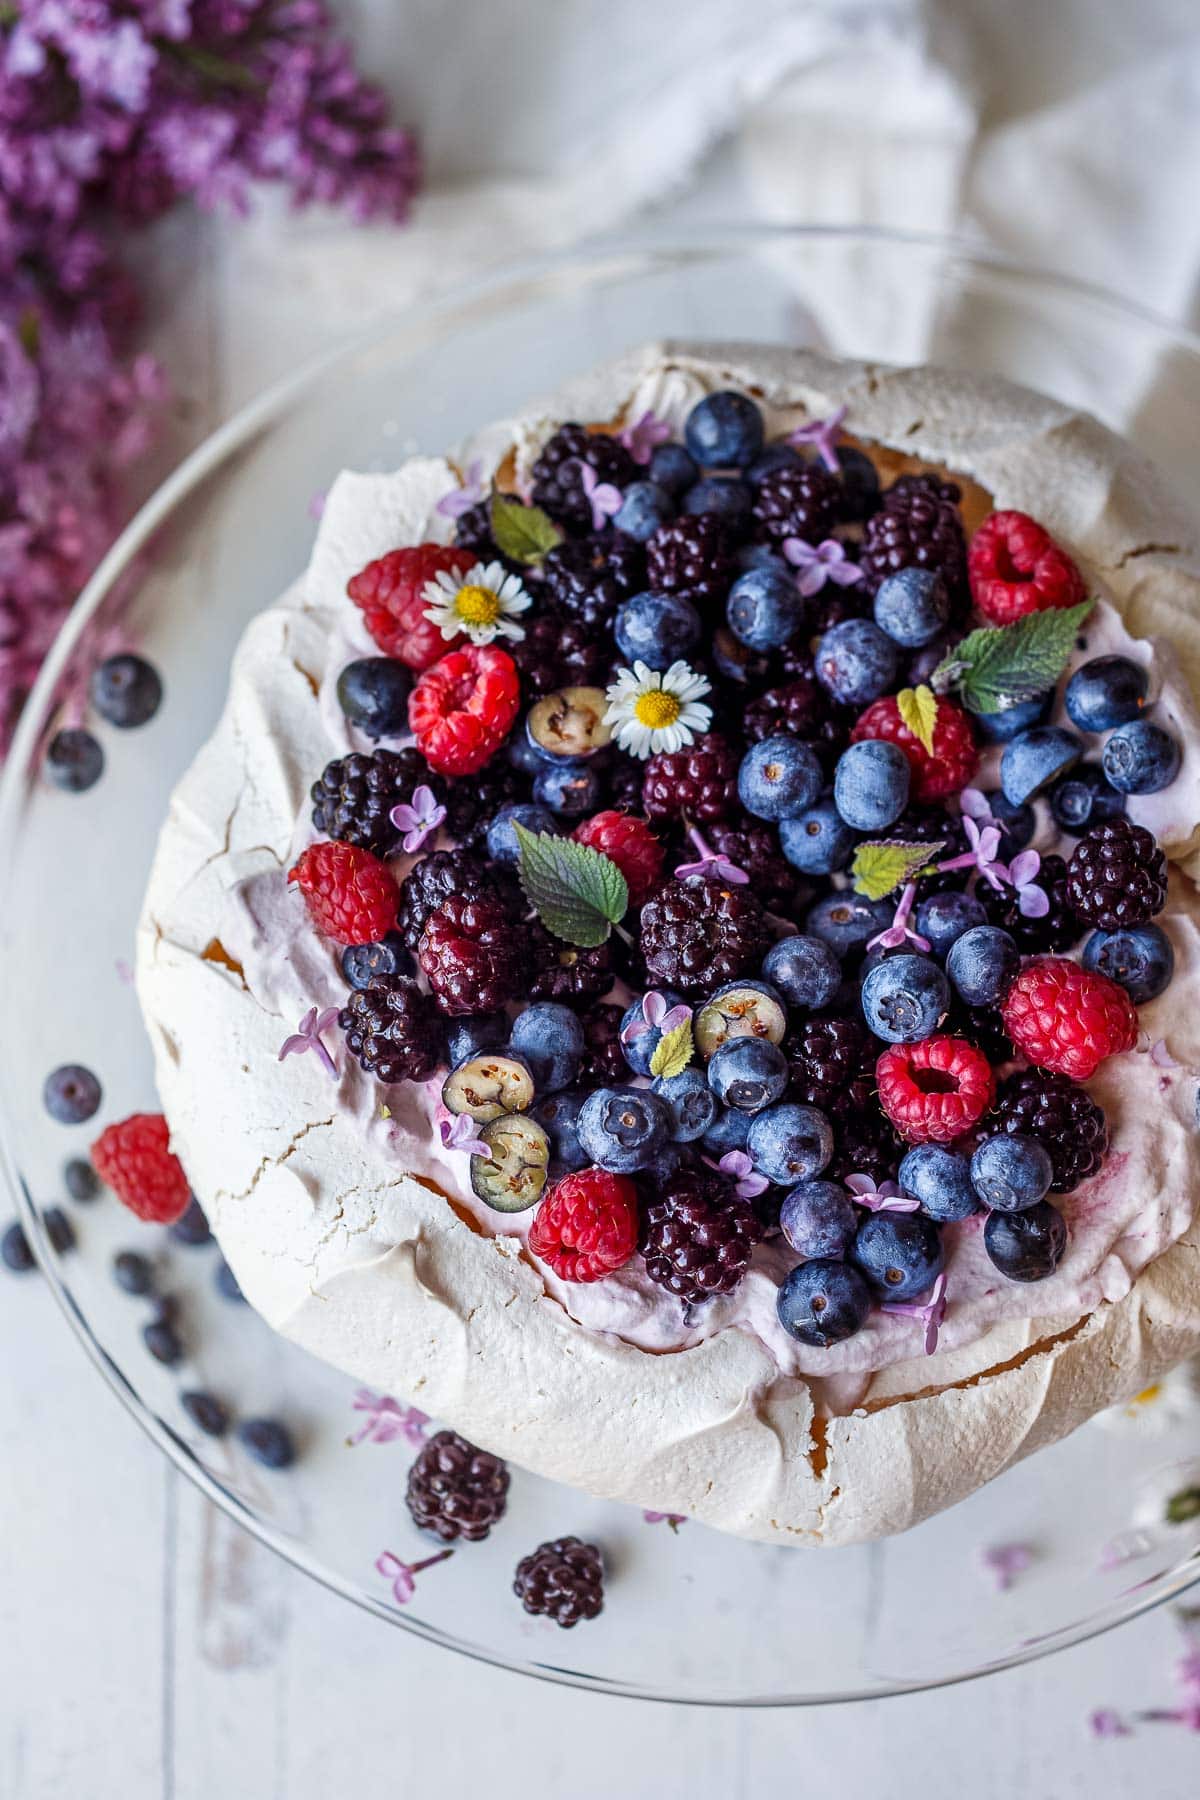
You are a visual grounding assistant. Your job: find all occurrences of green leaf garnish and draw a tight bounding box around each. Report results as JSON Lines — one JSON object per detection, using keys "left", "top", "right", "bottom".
{"left": 851, "top": 839, "right": 945, "bottom": 901}
{"left": 649, "top": 1017, "right": 694, "bottom": 1080}
{"left": 1165, "top": 1484, "right": 1200, "bottom": 1526}
{"left": 896, "top": 684, "right": 939, "bottom": 755}
{"left": 489, "top": 494, "right": 564, "bottom": 566}
{"left": 512, "top": 824, "right": 628, "bottom": 948}
{"left": 932, "top": 599, "right": 1094, "bottom": 716}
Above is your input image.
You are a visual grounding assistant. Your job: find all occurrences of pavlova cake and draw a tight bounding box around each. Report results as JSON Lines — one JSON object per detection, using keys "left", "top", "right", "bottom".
{"left": 133, "top": 343, "right": 1200, "bottom": 1547}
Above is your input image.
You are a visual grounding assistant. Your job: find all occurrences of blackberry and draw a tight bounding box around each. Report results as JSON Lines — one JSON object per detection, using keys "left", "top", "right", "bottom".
{"left": 311, "top": 748, "right": 433, "bottom": 857}
{"left": 787, "top": 1015, "right": 869, "bottom": 1110}
{"left": 453, "top": 497, "right": 500, "bottom": 558}
{"left": 642, "top": 733, "right": 739, "bottom": 824}
{"left": 405, "top": 1428, "right": 510, "bottom": 1543}
{"left": 708, "top": 818, "right": 800, "bottom": 914}
{"left": 640, "top": 875, "right": 769, "bottom": 995}
{"left": 1065, "top": 818, "right": 1168, "bottom": 930}
{"left": 339, "top": 975, "right": 445, "bottom": 1084}
{"left": 578, "top": 1002, "right": 628, "bottom": 1088}
{"left": 981, "top": 852, "right": 1080, "bottom": 953}
{"left": 397, "top": 849, "right": 495, "bottom": 951}
{"left": 743, "top": 672, "right": 829, "bottom": 743}
{"left": 645, "top": 514, "right": 736, "bottom": 610}
{"left": 891, "top": 804, "right": 968, "bottom": 896}
{"left": 508, "top": 612, "right": 609, "bottom": 696}
{"left": 991, "top": 1068, "right": 1108, "bottom": 1193}
{"left": 951, "top": 1001, "right": 1015, "bottom": 1065}
{"left": 528, "top": 922, "right": 614, "bottom": 1009}
{"left": 419, "top": 893, "right": 524, "bottom": 1014}
{"left": 827, "top": 1072, "right": 904, "bottom": 1185}
{"left": 752, "top": 462, "right": 840, "bottom": 546}
{"left": 809, "top": 582, "right": 871, "bottom": 635}
{"left": 513, "top": 1536, "right": 604, "bottom": 1628}
{"left": 443, "top": 757, "right": 527, "bottom": 850}
{"left": 531, "top": 424, "right": 636, "bottom": 534}
{"left": 860, "top": 473, "right": 968, "bottom": 603}
{"left": 540, "top": 532, "right": 645, "bottom": 632}
{"left": 639, "top": 1163, "right": 759, "bottom": 1304}
{"left": 603, "top": 755, "right": 646, "bottom": 814}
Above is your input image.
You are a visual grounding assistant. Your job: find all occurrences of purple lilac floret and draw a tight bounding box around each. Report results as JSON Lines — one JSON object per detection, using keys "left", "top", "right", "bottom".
{"left": 349, "top": 1389, "right": 429, "bottom": 1447}
{"left": 787, "top": 405, "right": 846, "bottom": 472}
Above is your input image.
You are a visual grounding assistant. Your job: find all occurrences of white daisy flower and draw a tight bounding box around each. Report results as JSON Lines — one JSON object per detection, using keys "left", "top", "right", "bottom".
{"left": 603, "top": 659, "right": 713, "bottom": 760}
{"left": 1093, "top": 1360, "right": 1200, "bottom": 1437}
{"left": 422, "top": 558, "right": 532, "bottom": 646}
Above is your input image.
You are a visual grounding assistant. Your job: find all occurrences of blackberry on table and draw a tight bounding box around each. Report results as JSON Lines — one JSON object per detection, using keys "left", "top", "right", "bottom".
{"left": 531, "top": 424, "right": 637, "bottom": 534}
{"left": 509, "top": 612, "right": 609, "bottom": 695}
{"left": 991, "top": 1068, "right": 1108, "bottom": 1193}
{"left": 397, "top": 848, "right": 497, "bottom": 951}
{"left": 645, "top": 514, "right": 736, "bottom": 610}
{"left": 513, "top": 1536, "right": 605, "bottom": 1627}
{"left": 1065, "top": 818, "right": 1168, "bottom": 930}
{"left": 540, "top": 532, "right": 645, "bottom": 632}
{"left": 419, "top": 893, "right": 524, "bottom": 1014}
{"left": 311, "top": 748, "right": 433, "bottom": 857}
{"left": 642, "top": 732, "right": 740, "bottom": 824}
{"left": 639, "top": 1163, "right": 760, "bottom": 1304}
{"left": 339, "top": 975, "right": 445, "bottom": 1084}
{"left": 752, "top": 462, "right": 841, "bottom": 546}
{"left": 860, "top": 472, "right": 968, "bottom": 603}
{"left": 528, "top": 923, "right": 614, "bottom": 1009}
{"left": 640, "top": 875, "right": 769, "bottom": 995}
{"left": 406, "top": 1429, "right": 510, "bottom": 1543}
{"left": 578, "top": 1003, "right": 629, "bottom": 1088}
{"left": 981, "top": 852, "right": 1080, "bottom": 954}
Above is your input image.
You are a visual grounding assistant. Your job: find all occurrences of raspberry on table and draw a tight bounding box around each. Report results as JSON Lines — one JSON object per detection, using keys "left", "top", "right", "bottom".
{"left": 850, "top": 694, "right": 978, "bottom": 802}
{"left": 339, "top": 974, "right": 445, "bottom": 1083}
{"left": 508, "top": 611, "right": 609, "bottom": 695}
{"left": 289, "top": 840, "right": 401, "bottom": 946}
{"left": 1065, "top": 817, "right": 1168, "bottom": 930}
{"left": 347, "top": 544, "right": 474, "bottom": 669}
{"left": 968, "top": 510, "right": 1086, "bottom": 626}
{"left": 640, "top": 875, "right": 770, "bottom": 995}
{"left": 577, "top": 1003, "right": 629, "bottom": 1088}
{"left": 513, "top": 1536, "right": 605, "bottom": 1627}
{"left": 540, "top": 533, "right": 645, "bottom": 631}
{"left": 419, "top": 893, "right": 523, "bottom": 1015}
{"left": 876, "top": 1035, "right": 996, "bottom": 1144}
{"left": 409, "top": 644, "right": 520, "bottom": 776}
{"left": 645, "top": 513, "right": 736, "bottom": 609}
{"left": 860, "top": 473, "right": 968, "bottom": 603}
{"left": 642, "top": 733, "right": 740, "bottom": 824}
{"left": 980, "top": 852, "right": 1081, "bottom": 954}
{"left": 531, "top": 423, "right": 637, "bottom": 533}
{"left": 527, "top": 923, "right": 614, "bottom": 1009}
{"left": 405, "top": 1429, "right": 510, "bottom": 1543}
{"left": 638, "top": 1162, "right": 760, "bottom": 1304}
{"left": 1000, "top": 957, "right": 1138, "bottom": 1080}
{"left": 571, "top": 810, "right": 665, "bottom": 907}
{"left": 396, "top": 848, "right": 498, "bottom": 951}
{"left": 991, "top": 1067, "right": 1108, "bottom": 1193}
{"left": 91, "top": 1114, "right": 192, "bottom": 1224}
{"left": 752, "top": 462, "right": 840, "bottom": 546}
{"left": 528, "top": 1167, "right": 639, "bottom": 1281}
{"left": 311, "top": 747, "right": 436, "bottom": 856}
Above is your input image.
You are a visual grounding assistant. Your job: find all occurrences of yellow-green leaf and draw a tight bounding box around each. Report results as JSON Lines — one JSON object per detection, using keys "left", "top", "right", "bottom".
{"left": 897, "top": 684, "right": 939, "bottom": 756}
{"left": 649, "top": 1017, "right": 694, "bottom": 1080}
{"left": 851, "top": 838, "right": 945, "bottom": 901}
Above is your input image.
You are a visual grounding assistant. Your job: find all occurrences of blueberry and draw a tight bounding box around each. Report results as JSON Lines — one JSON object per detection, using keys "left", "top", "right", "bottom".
{"left": 735, "top": 543, "right": 788, "bottom": 573}
{"left": 113, "top": 1249, "right": 156, "bottom": 1296}
{"left": 2, "top": 1221, "right": 35, "bottom": 1273}
{"left": 833, "top": 740, "right": 911, "bottom": 831}
{"left": 915, "top": 890, "right": 986, "bottom": 958}
{"left": 1001, "top": 726, "right": 1083, "bottom": 806}
{"left": 836, "top": 446, "right": 881, "bottom": 520}
{"left": 851, "top": 1212, "right": 944, "bottom": 1302}
{"left": 779, "top": 1181, "right": 859, "bottom": 1260}
{"left": 168, "top": 1197, "right": 211, "bottom": 1247}
{"left": 238, "top": 1417, "right": 297, "bottom": 1469}
{"left": 336, "top": 657, "right": 412, "bottom": 739}
{"left": 1102, "top": 719, "right": 1181, "bottom": 795}
{"left": 43, "top": 1063, "right": 101, "bottom": 1125}
{"left": 485, "top": 801, "right": 559, "bottom": 864}
{"left": 445, "top": 1011, "right": 509, "bottom": 1066}
{"left": 986, "top": 790, "right": 1036, "bottom": 857}
{"left": 738, "top": 735, "right": 823, "bottom": 822}
{"left": 745, "top": 444, "right": 802, "bottom": 486}
{"left": 143, "top": 1319, "right": 184, "bottom": 1365}
{"left": 648, "top": 443, "right": 699, "bottom": 495}
{"left": 613, "top": 480, "right": 675, "bottom": 541}
{"left": 873, "top": 568, "right": 951, "bottom": 648}
{"left": 533, "top": 761, "right": 604, "bottom": 818}
{"left": 747, "top": 1103, "right": 833, "bottom": 1185}
{"left": 1047, "top": 763, "right": 1126, "bottom": 835}
{"left": 983, "top": 1201, "right": 1067, "bottom": 1282}
{"left": 701, "top": 1105, "right": 752, "bottom": 1158}
{"left": 45, "top": 727, "right": 104, "bottom": 792}
{"left": 905, "top": 632, "right": 956, "bottom": 689}
{"left": 1082, "top": 923, "right": 1175, "bottom": 1003}
{"left": 507, "top": 732, "right": 545, "bottom": 776}
{"left": 577, "top": 1086, "right": 672, "bottom": 1172}
{"left": 90, "top": 653, "right": 163, "bottom": 728}
{"left": 897, "top": 1145, "right": 980, "bottom": 1222}
{"left": 776, "top": 1259, "right": 871, "bottom": 1346}
{"left": 816, "top": 619, "right": 900, "bottom": 706}
{"left": 651, "top": 1067, "right": 720, "bottom": 1142}
{"left": 342, "top": 931, "right": 413, "bottom": 989}
{"left": 619, "top": 991, "right": 687, "bottom": 1077}
{"left": 762, "top": 934, "right": 841, "bottom": 1009}
{"left": 861, "top": 953, "right": 949, "bottom": 1043}
{"left": 181, "top": 1390, "right": 231, "bottom": 1438}
{"left": 970, "top": 1134, "right": 1053, "bottom": 1213}
{"left": 214, "top": 1257, "right": 246, "bottom": 1303}
{"left": 681, "top": 477, "right": 753, "bottom": 528}
{"left": 684, "top": 390, "right": 764, "bottom": 468}
{"left": 532, "top": 1088, "right": 589, "bottom": 1172}
{"left": 693, "top": 981, "right": 788, "bottom": 1058}
{"left": 972, "top": 692, "right": 1052, "bottom": 744}
{"left": 63, "top": 1158, "right": 100, "bottom": 1202}
{"left": 779, "top": 800, "right": 859, "bottom": 876}
{"left": 805, "top": 892, "right": 893, "bottom": 956}
{"left": 706, "top": 1037, "right": 789, "bottom": 1113}
{"left": 726, "top": 567, "right": 807, "bottom": 652}
{"left": 614, "top": 590, "right": 702, "bottom": 670}
{"left": 37, "top": 1209, "right": 71, "bottom": 1253}
{"left": 1065, "top": 655, "right": 1149, "bottom": 732}
{"left": 508, "top": 1003, "right": 584, "bottom": 1094}
{"left": 945, "top": 925, "right": 1018, "bottom": 1006}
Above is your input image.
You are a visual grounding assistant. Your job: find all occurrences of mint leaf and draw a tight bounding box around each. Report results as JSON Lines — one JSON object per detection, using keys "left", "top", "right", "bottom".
{"left": 897, "top": 684, "right": 938, "bottom": 755}
{"left": 489, "top": 495, "right": 563, "bottom": 566}
{"left": 513, "top": 825, "right": 628, "bottom": 948}
{"left": 851, "top": 839, "right": 946, "bottom": 902}
{"left": 933, "top": 600, "right": 1094, "bottom": 716}
{"left": 649, "top": 1017, "right": 694, "bottom": 1080}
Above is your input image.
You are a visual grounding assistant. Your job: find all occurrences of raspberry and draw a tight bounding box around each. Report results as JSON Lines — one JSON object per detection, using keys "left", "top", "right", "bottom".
{"left": 419, "top": 893, "right": 523, "bottom": 1014}
{"left": 968, "top": 510, "right": 1086, "bottom": 626}
{"left": 289, "top": 841, "right": 400, "bottom": 946}
{"left": 530, "top": 424, "right": 636, "bottom": 534}
{"left": 527, "top": 923, "right": 614, "bottom": 1009}
{"left": 529, "top": 1167, "right": 639, "bottom": 1281}
{"left": 513, "top": 1537, "right": 604, "bottom": 1627}
{"left": 310, "top": 747, "right": 434, "bottom": 856}
{"left": 409, "top": 644, "right": 520, "bottom": 776}
{"left": 876, "top": 1036, "right": 996, "bottom": 1144}
{"left": 861, "top": 474, "right": 968, "bottom": 602}
{"left": 346, "top": 544, "right": 473, "bottom": 670}
{"left": 642, "top": 733, "right": 739, "bottom": 824}
{"left": 540, "top": 533, "right": 645, "bottom": 632}
{"left": 571, "top": 811, "right": 664, "bottom": 907}
{"left": 508, "top": 611, "right": 609, "bottom": 695}
{"left": 640, "top": 875, "right": 769, "bottom": 995}
{"left": 339, "top": 974, "right": 445, "bottom": 1083}
{"left": 850, "top": 694, "right": 978, "bottom": 802}
{"left": 743, "top": 670, "right": 830, "bottom": 743}
{"left": 1065, "top": 818, "right": 1168, "bottom": 930}
{"left": 752, "top": 462, "right": 841, "bottom": 546}
{"left": 1000, "top": 958, "right": 1138, "bottom": 1080}
{"left": 638, "top": 1163, "right": 760, "bottom": 1304}
{"left": 980, "top": 852, "right": 1081, "bottom": 954}
{"left": 708, "top": 818, "right": 799, "bottom": 913}
{"left": 991, "top": 1068, "right": 1108, "bottom": 1193}
{"left": 91, "top": 1114, "right": 191, "bottom": 1224}
{"left": 405, "top": 1429, "right": 510, "bottom": 1543}
{"left": 645, "top": 514, "right": 736, "bottom": 609}
{"left": 396, "top": 848, "right": 499, "bottom": 951}
{"left": 578, "top": 1002, "right": 628, "bottom": 1088}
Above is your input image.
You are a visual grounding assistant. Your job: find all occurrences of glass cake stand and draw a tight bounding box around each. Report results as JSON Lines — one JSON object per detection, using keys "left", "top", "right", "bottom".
{"left": 1, "top": 227, "right": 1199, "bottom": 1706}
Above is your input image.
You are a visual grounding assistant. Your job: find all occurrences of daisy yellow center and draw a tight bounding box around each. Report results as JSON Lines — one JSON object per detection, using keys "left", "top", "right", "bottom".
{"left": 1133, "top": 1383, "right": 1162, "bottom": 1407}
{"left": 634, "top": 690, "right": 682, "bottom": 729}
{"left": 454, "top": 584, "right": 501, "bottom": 626}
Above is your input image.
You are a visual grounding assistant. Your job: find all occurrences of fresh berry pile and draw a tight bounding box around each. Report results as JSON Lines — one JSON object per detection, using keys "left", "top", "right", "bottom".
{"left": 282, "top": 385, "right": 1184, "bottom": 1359}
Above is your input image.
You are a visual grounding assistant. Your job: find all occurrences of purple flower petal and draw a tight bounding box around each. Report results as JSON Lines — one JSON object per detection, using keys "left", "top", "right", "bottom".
{"left": 620, "top": 411, "right": 671, "bottom": 464}
{"left": 1090, "top": 1708, "right": 1133, "bottom": 1740}
{"left": 1007, "top": 849, "right": 1042, "bottom": 889}
{"left": 959, "top": 787, "right": 993, "bottom": 823}
{"left": 1017, "top": 883, "right": 1051, "bottom": 919}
